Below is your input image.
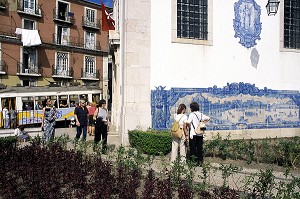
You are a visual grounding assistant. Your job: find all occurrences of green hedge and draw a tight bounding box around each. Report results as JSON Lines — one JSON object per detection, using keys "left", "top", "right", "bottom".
{"left": 205, "top": 135, "right": 300, "bottom": 168}
{"left": 0, "top": 136, "right": 18, "bottom": 149}
{"left": 128, "top": 130, "right": 172, "bottom": 155}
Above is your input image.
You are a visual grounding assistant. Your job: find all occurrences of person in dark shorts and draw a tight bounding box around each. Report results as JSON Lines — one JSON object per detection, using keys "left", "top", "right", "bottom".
{"left": 87, "top": 102, "right": 96, "bottom": 136}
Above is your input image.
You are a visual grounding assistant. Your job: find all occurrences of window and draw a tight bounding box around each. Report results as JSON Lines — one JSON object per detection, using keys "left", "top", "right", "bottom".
{"left": 85, "top": 31, "right": 95, "bottom": 49}
{"left": 177, "top": 0, "right": 208, "bottom": 40}
{"left": 22, "top": 80, "right": 36, "bottom": 87}
{"left": 56, "top": 52, "right": 69, "bottom": 76}
{"left": 23, "top": 0, "right": 35, "bottom": 14}
{"left": 57, "top": 1, "right": 70, "bottom": 21}
{"left": 86, "top": 8, "right": 95, "bottom": 24}
{"left": 56, "top": 26, "right": 69, "bottom": 45}
{"left": 69, "top": 95, "right": 79, "bottom": 107}
{"left": 59, "top": 95, "right": 69, "bottom": 108}
{"left": 34, "top": 96, "right": 45, "bottom": 110}
{"left": 23, "top": 19, "right": 35, "bottom": 30}
{"left": 284, "top": 0, "right": 300, "bottom": 49}
{"left": 22, "top": 47, "right": 37, "bottom": 74}
{"left": 84, "top": 56, "right": 96, "bottom": 77}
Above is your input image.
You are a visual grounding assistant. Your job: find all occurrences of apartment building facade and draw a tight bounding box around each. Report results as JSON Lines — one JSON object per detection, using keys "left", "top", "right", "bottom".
{"left": 0, "top": 0, "right": 108, "bottom": 92}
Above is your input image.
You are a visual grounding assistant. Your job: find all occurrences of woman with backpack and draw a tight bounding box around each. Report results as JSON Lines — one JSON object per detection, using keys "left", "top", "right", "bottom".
{"left": 170, "top": 104, "right": 188, "bottom": 164}
{"left": 184, "top": 102, "right": 210, "bottom": 166}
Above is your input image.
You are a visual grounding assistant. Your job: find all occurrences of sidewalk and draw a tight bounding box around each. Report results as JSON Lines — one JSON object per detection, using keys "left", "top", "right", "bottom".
{"left": 0, "top": 126, "right": 121, "bottom": 148}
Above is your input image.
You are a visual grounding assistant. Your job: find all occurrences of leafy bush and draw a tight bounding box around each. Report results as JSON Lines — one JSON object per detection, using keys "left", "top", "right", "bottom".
{"left": 128, "top": 129, "right": 172, "bottom": 155}
{"left": 1, "top": 136, "right": 300, "bottom": 198}
{"left": 205, "top": 135, "right": 300, "bottom": 168}
{"left": 0, "top": 136, "right": 18, "bottom": 149}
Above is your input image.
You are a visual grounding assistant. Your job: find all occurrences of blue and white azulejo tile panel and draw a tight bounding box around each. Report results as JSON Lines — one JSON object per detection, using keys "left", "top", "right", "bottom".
{"left": 233, "top": 0, "right": 262, "bottom": 48}
{"left": 151, "top": 83, "right": 300, "bottom": 131}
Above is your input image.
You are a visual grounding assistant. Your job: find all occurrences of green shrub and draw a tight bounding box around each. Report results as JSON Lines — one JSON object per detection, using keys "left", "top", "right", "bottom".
{"left": 0, "top": 136, "right": 18, "bottom": 149}
{"left": 204, "top": 135, "right": 300, "bottom": 168}
{"left": 128, "top": 129, "right": 172, "bottom": 155}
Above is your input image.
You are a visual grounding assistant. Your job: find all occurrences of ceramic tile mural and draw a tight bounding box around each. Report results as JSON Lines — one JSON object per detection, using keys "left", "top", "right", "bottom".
{"left": 151, "top": 83, "right": 300, "bottom": 131}
{"left": 233, "top": 0, "right": 262, "bottom": 48}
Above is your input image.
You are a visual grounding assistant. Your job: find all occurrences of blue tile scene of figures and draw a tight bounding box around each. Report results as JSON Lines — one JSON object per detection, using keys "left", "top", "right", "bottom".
{"left": 151, "top": 82, "right": 300, "bottom": 131}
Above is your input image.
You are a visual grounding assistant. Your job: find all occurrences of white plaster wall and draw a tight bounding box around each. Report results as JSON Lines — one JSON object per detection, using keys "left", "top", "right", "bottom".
{"left": 151, "top": 0, "right": 300, "bottom": 91}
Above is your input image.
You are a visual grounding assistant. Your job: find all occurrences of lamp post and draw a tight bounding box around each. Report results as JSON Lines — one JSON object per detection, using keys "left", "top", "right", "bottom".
{"left": 266, "top": 0, "right": 280, "bottom": 16}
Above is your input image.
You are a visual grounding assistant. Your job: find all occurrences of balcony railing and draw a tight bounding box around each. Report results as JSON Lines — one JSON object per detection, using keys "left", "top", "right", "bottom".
{"left": 0, "top": 24, "right": 21, "bottom": 38}
{"left": 0, "top": 60, "right": 7, "bottom": 74}
{"left": 81, "top": 69, "right": 100, "bottom": 80}
{"left": 17, "top": 0, "right": 42, "bottom": 17}
{"left": 17, "top": 62, "right": 42, "bottom": 76}
{"left": 52, "top": 33, "right": 101, "bottom": 51}
{"left": 53, "top": 8, "right": 75, "bottom": 24}
{"left": 52, "top": 65, "right": 73, "bottom": 78}
{"left": 0, "top": 0, "right": 7, "bottom": 9}
{"left": 82, "top": 16, "right": 100, "bottom": 29}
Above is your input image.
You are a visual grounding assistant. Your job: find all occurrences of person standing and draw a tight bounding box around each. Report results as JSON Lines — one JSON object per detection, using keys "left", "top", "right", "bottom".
{"left": 170, "top": 104, "right": 188, "bottom": 163}
{"left": 93, "top": 99, "right": 109, "bottom": 152}
{"left": 10, "top": 108, "right": 17, "bottom": 129}
{"left": 41, "top": 98, "right": 57, "bottom": 142}
{"left": 87, "top": 102, "right": 96, "bottom": 136}
{"left": 2, "top": 106, "right": 10, "bottom": 129}
{"left": 74, "top": 99, "right": 88, "bottom": 141}
{"left": 184, "top": 102, "right": 210, "bottom": 165}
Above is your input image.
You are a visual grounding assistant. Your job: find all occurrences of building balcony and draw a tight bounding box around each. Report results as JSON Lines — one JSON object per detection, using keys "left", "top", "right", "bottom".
{"left": 0, "top": 60, "right": 7, "bottom": 74}
{"left": 52, "top": 33, "right": 101, "bottom": 51}
{"left": 52, "top": 65, "right": 73, "bottom": 79}
{"left": 82, "top": 16, "right": 100, "bottom": 30}
{"left": 17, "top": 1, "right": 42, "bottom": 17}
{"left": 53, "top": 8, "right": 75, "bottom": 24}
{"left": 109, "top": 30, "right": 120, "bottom": 45}
{"left": 81, "top": 69, "right": 100, "bottom": 80}
{"left": 0, "top": 0, "right": 7, "bottom": 10}
{"left": 17, "top": 62, "right": 42, "bottom": 76}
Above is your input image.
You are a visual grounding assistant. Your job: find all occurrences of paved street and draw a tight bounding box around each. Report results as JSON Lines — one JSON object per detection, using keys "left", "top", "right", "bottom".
{"left": 0, "top": 126, "right": 121, "bottom": 148}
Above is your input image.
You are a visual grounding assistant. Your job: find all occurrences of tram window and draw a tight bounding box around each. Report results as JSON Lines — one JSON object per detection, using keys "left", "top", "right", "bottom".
{"left": 59, "top": 95, "right": 69, "bottom": 108}
{"left": 22, "top": 97, "right": 34, "bottom": 111}
{"left": 92, "top": 94, "right": 100, "bottom": 104}
{"left": 1, "top": 98, "right": 16, "bottom": 111}
{"left": 69, "top": 95, "right": 78, "bottom": 107}
{"left": 79, "top": 94, "right": 87, "bottom": 101}
{"left": 44, "top": 96, "right": 57, "bottom": 108}
{"left": 34, "top": 96, "right": 45, "bottom": 110}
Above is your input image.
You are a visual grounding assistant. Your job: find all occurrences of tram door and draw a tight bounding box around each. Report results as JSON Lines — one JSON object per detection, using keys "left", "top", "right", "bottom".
{"left": 0, "top": 97, "right": 16, "bottom": 127}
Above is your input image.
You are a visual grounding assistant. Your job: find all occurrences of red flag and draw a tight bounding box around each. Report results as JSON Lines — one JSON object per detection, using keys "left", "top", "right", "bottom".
{"left": 101, "top": 2, "right": 115, "bottom": 31}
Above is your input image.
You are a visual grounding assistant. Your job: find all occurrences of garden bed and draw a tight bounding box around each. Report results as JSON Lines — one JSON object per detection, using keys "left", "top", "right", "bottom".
{"left": 1, "top": 135, "right": 300, "bottom": 198}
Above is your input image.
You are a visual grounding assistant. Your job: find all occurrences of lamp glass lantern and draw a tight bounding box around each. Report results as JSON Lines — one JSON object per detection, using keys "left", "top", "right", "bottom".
{"left": 266, "top": 0, "right": 280, "bottom": 16}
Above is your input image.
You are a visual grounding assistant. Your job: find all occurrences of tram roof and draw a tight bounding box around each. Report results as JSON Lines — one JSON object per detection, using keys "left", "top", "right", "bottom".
{"left": 0, "top": 85, "right": 102, "bottom": 94}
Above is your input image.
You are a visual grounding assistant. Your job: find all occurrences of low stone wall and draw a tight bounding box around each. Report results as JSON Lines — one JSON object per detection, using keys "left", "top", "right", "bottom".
{"left": 204, "top": 128, "right": 300, "bottom": 140}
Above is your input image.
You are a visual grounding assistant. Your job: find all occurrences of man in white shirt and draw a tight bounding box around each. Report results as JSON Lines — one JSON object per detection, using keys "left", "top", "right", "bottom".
{"left": 184, "top": 102, "right": 210, "bottom": 165}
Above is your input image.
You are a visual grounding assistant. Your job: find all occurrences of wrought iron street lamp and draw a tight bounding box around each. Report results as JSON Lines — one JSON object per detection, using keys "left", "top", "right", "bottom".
{"left": 266, "top": 0, "right": 280, "bottom": 16}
